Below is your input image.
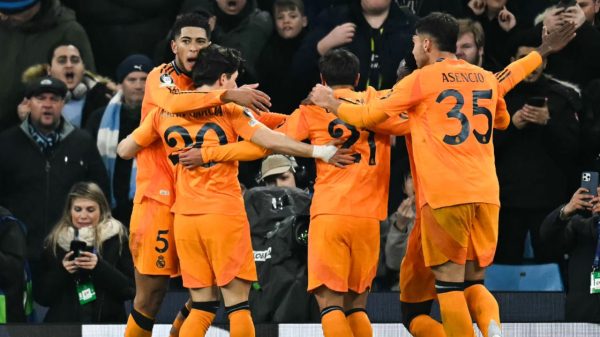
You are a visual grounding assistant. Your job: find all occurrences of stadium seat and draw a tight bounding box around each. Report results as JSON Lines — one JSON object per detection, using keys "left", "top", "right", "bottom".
{"left": 484, "top": 263, "right": 564, "bottom": 291}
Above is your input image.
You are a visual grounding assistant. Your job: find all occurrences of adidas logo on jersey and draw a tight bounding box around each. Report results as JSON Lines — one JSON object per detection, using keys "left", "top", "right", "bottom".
{"left": 254, "top": 247, "right": 272, "bottom": 262}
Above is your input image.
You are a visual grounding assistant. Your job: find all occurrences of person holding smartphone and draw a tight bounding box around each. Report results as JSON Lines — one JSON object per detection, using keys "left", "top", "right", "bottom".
{"left": 494, "top": 35, "right": 582, "bottom": 264}
{"left": 34, "top": 182, "right": 134, "bottom": 323}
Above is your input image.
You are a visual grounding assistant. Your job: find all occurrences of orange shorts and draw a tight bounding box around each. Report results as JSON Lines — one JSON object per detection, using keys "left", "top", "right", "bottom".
{"left": 174, "top": 213, "right": 257, "bottom": 288}
{"left": 307, "top": 214, "right": 379, "bottom": 293}
{"left": 399, "top": 216, "right": 436, "bottom": 303}
{"left": 421, "top": 203, "right": 499, "bottom": 268}
{"left": 129, "top": 198, "right": 178, "bottom": 276}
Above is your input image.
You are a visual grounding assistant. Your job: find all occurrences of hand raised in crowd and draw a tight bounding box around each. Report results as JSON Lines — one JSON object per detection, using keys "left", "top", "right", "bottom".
{"left": 17, "top": 98, "right": 30, "bottom": 121}
{"left": 591, "top": 188, "right": 600, "bottom": 214}
{"left": 563, "top": 187, "right": 596, "bottom": 217}
{"left": 222, "top": 83, "right": 272, "bottom": 113}
{"left": 395, "top": 196, "right": 416, "bottom": 232}
{"left": 543, "top": 7, "right": 565, "bottom": 33}
{"left": 521, "top": 101, "right": 550, "bottom": 125}
{"left": 74, "top": 251, "right": 98, "bottom": 270}
{"left": 62, "top": 251, "right": 79, "bottom": 274}
{"left": 561, "top": 4, "right": 586, "bottom": 29}
{"left": 317, "top": 22, "right": 356, "bottom": 55}
{"left": 498, "top": 6, "right": 517, "bottom": 32}
{"left": 468, "top": 0, "right": 486, "bottom": 16}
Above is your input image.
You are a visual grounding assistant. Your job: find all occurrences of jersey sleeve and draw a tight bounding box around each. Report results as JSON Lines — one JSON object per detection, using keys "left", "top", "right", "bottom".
{"left": 201, "top": 141, "right": 270, "bottom": 163}
{"left": 495, "top": 51, "right": 542, "bottom": 97}
{"left": 337, "top": 71, "right": 423, "bottom": 128}
{"left": 494, "top": 96, "right": 510, "bottom": 130}
{"left": 256, "top": 111, "right": 288, "bottom": 129}
{"left": 370, "top": 114, "right": 410, "bottom": 136}
{"left": 132, "top": 109, "right": 160, "bottom": 147}
{"left": 145, "top": 69, "right": 226, "bottom": 114}
{"left": 228, "top": 104, "right": 265, "bottom": 140}
{"left": 276, "top": 108, "right": 310, "bottom": 141}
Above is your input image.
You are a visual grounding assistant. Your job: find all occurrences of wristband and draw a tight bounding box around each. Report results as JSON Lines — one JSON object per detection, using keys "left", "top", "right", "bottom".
{"left": 312, "top": 144, "right": 338, "bottom": 162}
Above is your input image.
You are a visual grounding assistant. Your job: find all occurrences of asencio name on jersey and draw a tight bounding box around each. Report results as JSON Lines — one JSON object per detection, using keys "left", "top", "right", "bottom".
{"left": 442, "top": 72, "right": 485, "bottom": 83}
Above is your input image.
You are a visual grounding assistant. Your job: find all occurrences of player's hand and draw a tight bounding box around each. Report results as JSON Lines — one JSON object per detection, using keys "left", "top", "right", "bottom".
{"left": 17, "top": 98, "right": 30, "bottom": 121}
{"left": 317, "top": 22, "right": 356, "bottom": 55}
{"left": 539, "top": 21, "right": 577, "bottom": 56}
{"left": 74, "top": 251, "right": 98, "bottom": 270}
{"left": 179, "top": 148, "right": 204, "bottom": 169}
{"left": 222, "top": 86, "right": 271, "bottom": 113}
{"left": 511, "top": 109, "right": 529, "bottom": 129}
{"left": 309, "top": 84, "right": 337, "bottom": 112}
{"left": 564, "top": 187, "right": 595, "bottom": 216}
{"left": 543, "top": 7, "right": 565, "bottom": 34}
{"left": 521, "top": 103, "right": 550, "bottom": 125}
{"left": 468, "top": 0, "right": 486, "bottom": 16}
{"left": 498, "top": 6, "right": 517, "bottom": 32}
{"left": 62, "top": 251, "right": 79, "bottom": 274}
{"left": 328, "top": 147, "right": 357, "bottom": 168}
{"left": 561, "top": 5, "right": 586, "bottom": 29}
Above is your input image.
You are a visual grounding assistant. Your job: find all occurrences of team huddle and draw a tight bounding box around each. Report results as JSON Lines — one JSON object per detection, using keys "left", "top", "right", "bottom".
{"left": 116, "top": 10, "right": 576, "bottom": 337}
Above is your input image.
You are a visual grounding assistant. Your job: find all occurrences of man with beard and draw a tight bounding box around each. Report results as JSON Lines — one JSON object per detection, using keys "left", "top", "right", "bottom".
{"left": 85, "top": 54, "right": 154, "bottom": 228}
{"left": 456, "top": 18, "right": 485, "bottom": 68}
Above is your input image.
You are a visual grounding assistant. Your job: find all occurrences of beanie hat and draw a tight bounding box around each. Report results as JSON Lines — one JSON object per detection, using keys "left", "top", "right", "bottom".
{"left": 115, "top": 54, "right": 153, "bottom": 83}
{"left": 0, "top": 0, "right": 40, "bottom": 14}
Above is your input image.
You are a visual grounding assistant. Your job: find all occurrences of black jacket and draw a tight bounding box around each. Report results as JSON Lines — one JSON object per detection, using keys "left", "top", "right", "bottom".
{"left": 0, "top": 208, "right": 27, "bottom": 323}
{"left": 0, "top": 120, "right": 109, "bottom": 265}
{"left": 495, "top": 76, "right": 581, "bottom": 208}
{"left": 540, "top": 206, "right": 600, "bottom": 322}
{"left": 34, "top": 231, "right": 134, "bottom": 323}
{"left": 291, "top": 2, "right": 416, "bottom": 99}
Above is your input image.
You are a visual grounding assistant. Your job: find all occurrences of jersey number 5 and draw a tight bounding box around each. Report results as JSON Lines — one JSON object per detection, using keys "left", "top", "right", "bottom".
{"left": 437, "top": 89, "right": 493, "bottom": 145}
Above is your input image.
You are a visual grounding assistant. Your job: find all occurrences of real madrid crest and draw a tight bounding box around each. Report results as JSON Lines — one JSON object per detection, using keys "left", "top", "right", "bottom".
{"left": 156, "top": 255, "right": 166, "bottom": 268}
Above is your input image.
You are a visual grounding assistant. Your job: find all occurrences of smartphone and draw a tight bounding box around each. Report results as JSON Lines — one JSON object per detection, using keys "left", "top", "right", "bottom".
{"left": 581, "top": 171, "right": 599, "bottom": 197}
{"left": 69, "top": 240, "right": 88, "bottom": 258}
{"left": 557, "top": 0, "right": 577, "bottom": 8}
{"left": 526, "top": 96, "right": 546, "bottom": 107}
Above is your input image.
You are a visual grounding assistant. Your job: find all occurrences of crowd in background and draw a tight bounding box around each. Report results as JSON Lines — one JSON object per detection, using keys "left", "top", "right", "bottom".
{"left": 1, "top": 0, "right": 599, "bottom": 325}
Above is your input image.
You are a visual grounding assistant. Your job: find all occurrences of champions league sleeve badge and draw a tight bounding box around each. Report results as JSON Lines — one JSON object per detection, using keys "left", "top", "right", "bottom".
{"left": 243, "top": 107, "right": 259, "bottom": 127}
{"left": 159, "top": 74, "right": 174, "bottom": 87}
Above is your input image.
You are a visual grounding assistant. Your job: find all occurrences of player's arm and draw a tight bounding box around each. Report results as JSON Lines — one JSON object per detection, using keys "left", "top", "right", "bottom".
{"left": 309, "top": 73, "right": 422, "bottom": 128}
{"left": 146, "top": 70, "right": 271, "bottom": 114}
{"left": 494, "top": 96, "right": 511, "bottom": 130}
{"left": 117, "top": 110, "right": 160, "bottom": 159}
{"left": 369, "top": 114, "right": 410, "bottom": 136}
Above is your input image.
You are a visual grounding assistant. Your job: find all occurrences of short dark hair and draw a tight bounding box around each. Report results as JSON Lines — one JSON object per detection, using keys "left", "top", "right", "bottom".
{"left": 192, "top": 44, "right": 244, "bottom": 87}
{"left": 46, "top": 41, "right": 83, "bottom": 65}
{"left": 415, "top": 12, "right": 459, "bottom": 53}
{"left": 170, "top": 11, "right": 212, "bottom": 41}
{"left": 274, "top": 0, "right": 305, "bottom": 15}
{"left": 318, "top": 48, "right": 359, "bottom": 87}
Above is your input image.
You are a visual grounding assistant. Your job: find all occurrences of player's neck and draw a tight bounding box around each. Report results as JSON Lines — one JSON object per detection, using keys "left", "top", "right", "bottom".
{"left": 197, "top": 84, "right": 220, "bottom": 91}
{"left": 330, "top": 85, "right": 354, "bottom": 91}
{"left": 427, "top": 51, "right": 457, "bottom": 65}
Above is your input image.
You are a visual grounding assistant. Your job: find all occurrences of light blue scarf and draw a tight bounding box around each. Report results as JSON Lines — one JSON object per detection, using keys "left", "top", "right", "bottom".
{"left": 97, "top": 91, "right": 137, "bottom": 207}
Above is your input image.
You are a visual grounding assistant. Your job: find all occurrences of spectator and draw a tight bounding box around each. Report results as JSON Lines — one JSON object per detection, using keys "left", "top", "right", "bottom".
{"left": 34, "top": 182, "right": 134, "bottom": 323}
{"left": 539, "top": 186, "right": 600, "bottom": 322}
{"left": 494, "top": 38, "right": 581, "bottom": 264}
{"left": 184, "top": 0, "right": 273, "bottom": 82}
{"left": 383, "top": 174, "right": 415, "bottom": 291}
{"left": 0, "top": 76, "right": 109, "bottom": 284}
{"left": 61, "top": 0, "right": 180, "bottom": 77}
{"left": 397, "top": 0, "right": 466, "bottom": 17}
{"left": 257, "top": 0, "right": 309, "bottom": 114}
{"left": 0, "top": 206, "right": 28, "bottom": 323}
{"left": 0, "top": 0, "right": 95, "bottom": 131}
{"left": 456, "top": 18, "right": 485, "bottom": 67}
{"left": 85, "top": 54, "right": 153, "bottom": 228}
{"left": 260, "top": 154, "right": 299, "bottom": 188}
{"left": 530, "top": 2, "right": 600, "bottom": 88}
{"left": 292, "top": 0, "right": 417, "bottom": 100}
{"left": 46, "top": 43, "right": 113, "bottom": 128}
{"left": 467, "top": 0, "right": 520, "bottom": 71}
